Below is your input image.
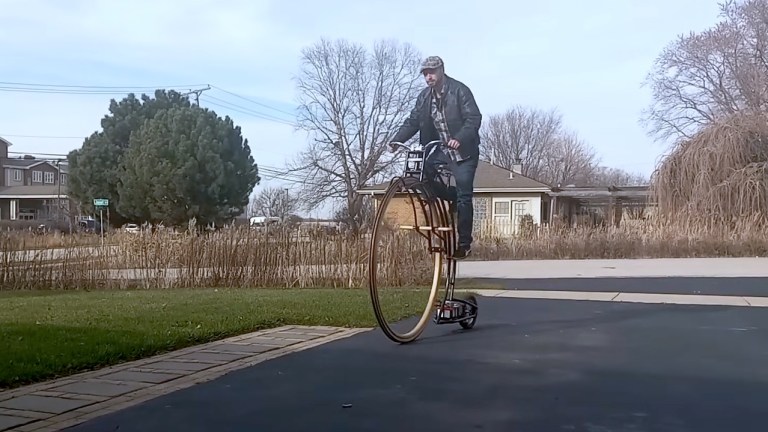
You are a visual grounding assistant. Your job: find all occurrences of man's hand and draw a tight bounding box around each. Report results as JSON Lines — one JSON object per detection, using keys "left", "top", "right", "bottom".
{"left": 447, "top": 139, "right": 461, "bottom": 149}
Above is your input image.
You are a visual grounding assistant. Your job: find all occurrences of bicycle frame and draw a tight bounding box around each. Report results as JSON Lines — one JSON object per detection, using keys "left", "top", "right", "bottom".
{"left": 387, "top": 140, "right": 450, "bottom": 248}
{"left": 386, "top": 140, "right": 477, "bottom": 326}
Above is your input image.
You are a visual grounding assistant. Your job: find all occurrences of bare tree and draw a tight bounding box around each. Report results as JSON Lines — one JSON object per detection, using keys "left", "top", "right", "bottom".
{"left": 250, "top": 186, "right": 298, "bottom": 220}
{"left": 479, "top": 105, "right": 563, "bottom": 179}
{"left": 284, "top": 38, "right": 422, "bottom": 232}
{"left": 479, "top": 105, "right": 603, "bottom": 186}
{"left": 641, "top": 0, "right": 768, "bottom": 142}
{"left": 539, "top": 131, "right": 600, "bottom": 186}
{"left": 591, "top": 167, "right": 648, "bottom": 187}
{"left": 333, "top": 198, "right": 375, "bottom": 232}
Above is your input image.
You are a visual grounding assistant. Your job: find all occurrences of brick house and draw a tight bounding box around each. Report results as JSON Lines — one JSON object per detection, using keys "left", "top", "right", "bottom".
{"left": 0, "top": 136, "right": 70, "bottom": 222}
{"left": 356, "top": 160, "right": 553, "bottom": 237}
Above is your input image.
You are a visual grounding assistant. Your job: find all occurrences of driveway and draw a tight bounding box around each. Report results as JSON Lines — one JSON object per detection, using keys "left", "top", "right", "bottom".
{"left": 62, "top": 278, "right": 768, "bottom": 432}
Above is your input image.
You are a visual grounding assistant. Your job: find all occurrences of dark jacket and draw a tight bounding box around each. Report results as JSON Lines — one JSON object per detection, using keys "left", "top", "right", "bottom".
{"left": 391, "top": 75, "right": 482, "bottom": 160}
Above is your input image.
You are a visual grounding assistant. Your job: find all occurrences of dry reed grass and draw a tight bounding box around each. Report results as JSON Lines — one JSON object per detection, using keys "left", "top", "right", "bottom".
{"left": 0, "top": 229, "right": 105, "bottom": 250}
{"left": 473, "top": 216, "right": 768, "bottom": 260}
{"left": 651, "top": 111, "right": 768, "bottom": 228}
{"left": 1, "top": 216, "right": 766, "bottom": 291}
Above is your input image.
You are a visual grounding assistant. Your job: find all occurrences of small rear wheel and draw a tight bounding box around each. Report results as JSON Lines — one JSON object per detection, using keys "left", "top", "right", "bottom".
{"left": 459, "top": 294, "right": 478, "bottom": 330}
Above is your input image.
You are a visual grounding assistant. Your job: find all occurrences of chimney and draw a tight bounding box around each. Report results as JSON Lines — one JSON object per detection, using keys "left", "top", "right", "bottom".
{"left": 511, "top": 158, "right": 523, "bottom": 175}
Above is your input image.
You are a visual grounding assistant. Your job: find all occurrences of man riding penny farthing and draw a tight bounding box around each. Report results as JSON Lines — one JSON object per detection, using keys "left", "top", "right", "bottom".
{"left": 367, "top": 56, "right": 483, "bottom": 344}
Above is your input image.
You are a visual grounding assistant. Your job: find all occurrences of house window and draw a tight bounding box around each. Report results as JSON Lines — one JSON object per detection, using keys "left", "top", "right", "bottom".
{"left": 60, "top": 173, "right": 68, "bottom": 185}
{"left": 492, "top": 201, "right": 512, "bottom": 235}
{"left": 13, "top": 169, "right": 22, "bottom": 182}
{"left": 44, "top": 172, "right": 55, "bottom": 184}
{"left": 493, "top": 201, "right": 510, "bottom": 215}
{"left": 492, "top": 198, "right": 531, "bottom": 235}
{"left": 32, "top": 170, "right": 43, "bottom": 183}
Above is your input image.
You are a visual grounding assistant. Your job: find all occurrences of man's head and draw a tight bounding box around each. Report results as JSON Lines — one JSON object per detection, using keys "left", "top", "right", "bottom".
{"left": 420, "top": 56, "right": 445, "bottom": 88}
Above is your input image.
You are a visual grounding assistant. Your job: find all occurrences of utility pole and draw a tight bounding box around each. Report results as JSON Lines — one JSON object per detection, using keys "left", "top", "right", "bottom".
{"left": 55, "top": 159, "right": 60, "bottom": 222}
{"left": 181, "top": 85, "right": 211, "bottom": 105}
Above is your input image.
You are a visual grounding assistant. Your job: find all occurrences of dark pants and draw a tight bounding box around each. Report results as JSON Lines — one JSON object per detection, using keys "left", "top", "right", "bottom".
{"left": 423, "top": 148, "right": 478, "bottom": 249}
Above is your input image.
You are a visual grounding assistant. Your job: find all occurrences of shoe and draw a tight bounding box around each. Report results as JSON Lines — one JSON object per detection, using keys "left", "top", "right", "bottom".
{"left": 453, "top": 245, "right": 471, "bottom": 260}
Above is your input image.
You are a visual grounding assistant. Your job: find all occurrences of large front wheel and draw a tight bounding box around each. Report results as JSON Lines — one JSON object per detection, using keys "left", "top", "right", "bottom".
{"left": 368, "top": 177, "right": 447, "bottom": 344}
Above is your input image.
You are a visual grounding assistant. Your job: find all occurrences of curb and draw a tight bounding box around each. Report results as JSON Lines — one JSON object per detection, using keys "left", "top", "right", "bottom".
{"left": 0, "top": 325, "right": 371, "bottom": 432}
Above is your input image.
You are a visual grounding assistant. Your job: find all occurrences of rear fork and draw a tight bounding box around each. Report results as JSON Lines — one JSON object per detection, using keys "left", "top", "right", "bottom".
{"left": 433, "top": 260, "right": 478, "bottom": 327}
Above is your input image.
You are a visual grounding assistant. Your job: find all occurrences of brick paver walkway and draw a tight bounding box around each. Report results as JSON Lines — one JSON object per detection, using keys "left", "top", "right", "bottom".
{"left": 0, "top": 325, "right": 368, "bottom": 432}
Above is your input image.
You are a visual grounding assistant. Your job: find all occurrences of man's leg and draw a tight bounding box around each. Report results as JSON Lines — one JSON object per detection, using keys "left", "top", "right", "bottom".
{"left": 450, "top": 156, "right": 478, "bottom": 258}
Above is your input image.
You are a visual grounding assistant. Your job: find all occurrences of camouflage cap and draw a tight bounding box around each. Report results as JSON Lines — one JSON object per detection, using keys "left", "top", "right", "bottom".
{"left": 420, "top": 56, "right": 444, "bottom": 72}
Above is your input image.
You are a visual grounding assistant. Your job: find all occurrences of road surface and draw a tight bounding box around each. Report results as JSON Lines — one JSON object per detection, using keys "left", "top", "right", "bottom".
{"left": 63, "top": 277, "right": 768, "bottom": 432}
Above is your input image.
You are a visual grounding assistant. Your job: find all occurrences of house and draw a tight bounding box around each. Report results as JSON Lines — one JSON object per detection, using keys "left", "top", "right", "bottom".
{"left": 0, "top": 136, "right": 70, "bottom": 222}
{"left": 356, "top": 160, "right": 553, "bottom": 237}
{"left": 549, "top": 185, "right": 652, "bottom": 227}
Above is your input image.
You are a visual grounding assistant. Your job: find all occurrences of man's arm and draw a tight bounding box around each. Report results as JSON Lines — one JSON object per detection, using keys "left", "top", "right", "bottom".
{"left": 453, "top": 84, "right": 482, "bottom": 145}
{"left": 390, "top": 92, "right": 424, "bottom": 144}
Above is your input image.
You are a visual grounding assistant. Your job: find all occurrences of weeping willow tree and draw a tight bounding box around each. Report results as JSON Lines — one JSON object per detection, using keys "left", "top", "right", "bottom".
{"left": 650, "top": 111, "right": 768, "bottom": 228}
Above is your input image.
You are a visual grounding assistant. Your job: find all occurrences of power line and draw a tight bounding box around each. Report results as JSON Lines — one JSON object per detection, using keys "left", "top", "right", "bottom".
{"left": 0, "top": 87, "right": 147, "bottom": 95}
{"left": 0, "top": 81, "right": 209, "bottom": 89}
{"left": 200, "top": 95, "right": 296, "bottom": 126}
{"left": 0, "top": 82, "right": 211, "bottom": 97}
{"left": 2, "top": 80, "right": 300, "bottom": 128}
{"left": 4, "top": 92, "right": 296, "bottom": 129}
{"left": 208, "top": 84, "right": 297, "bottom": 117}
{"left": 1, "top": 81, "right": 296, "bottom": 115}
{"left": 0, "top": 134, "right": 85, "bottom": 139}
{"left": 7, "top": 151, "right": 70, "bottom": 158}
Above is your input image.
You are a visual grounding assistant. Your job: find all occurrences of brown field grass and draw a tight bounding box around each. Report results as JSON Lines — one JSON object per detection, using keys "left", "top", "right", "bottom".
{"left": 0, "top": 230, "right": 108, "bottom": 250}
{"left": 1, "top": 217, "right": 766, "bottom": 291}
{"left": 4, "top": 113, "right": 764, "bottom": 290}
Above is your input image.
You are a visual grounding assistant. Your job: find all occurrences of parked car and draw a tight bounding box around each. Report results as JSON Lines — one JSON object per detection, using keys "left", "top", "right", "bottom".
{"left": 122, "top": 223, "right": 140, "bottom": 233}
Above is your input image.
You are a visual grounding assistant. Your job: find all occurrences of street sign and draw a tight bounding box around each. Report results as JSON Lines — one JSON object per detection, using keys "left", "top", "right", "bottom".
{"left": 92, "top": 198, "right": 109, "bottom": 247}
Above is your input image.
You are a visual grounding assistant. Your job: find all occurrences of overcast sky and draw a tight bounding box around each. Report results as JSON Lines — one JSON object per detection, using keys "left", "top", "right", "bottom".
{"left": 0, "top": 0, "right": 724, "bottom": 217}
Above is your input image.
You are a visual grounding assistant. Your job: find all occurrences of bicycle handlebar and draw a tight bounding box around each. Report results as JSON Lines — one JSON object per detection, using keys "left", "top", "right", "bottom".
{"left": 388, "top": 140, "right": 443, "bottom": 154}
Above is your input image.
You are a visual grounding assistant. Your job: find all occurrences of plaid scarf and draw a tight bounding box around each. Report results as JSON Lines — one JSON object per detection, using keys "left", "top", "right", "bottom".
{"left": 430, "top": 86, "right": 468, "bottom": 163}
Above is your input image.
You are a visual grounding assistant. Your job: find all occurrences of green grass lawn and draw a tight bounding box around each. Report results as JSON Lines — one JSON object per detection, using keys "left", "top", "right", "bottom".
{"left": 0, "top": 288, "right": 429, "bottom": 390}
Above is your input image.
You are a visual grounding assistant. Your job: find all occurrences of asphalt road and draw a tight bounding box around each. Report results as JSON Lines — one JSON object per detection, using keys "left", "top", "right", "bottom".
{"left": 62, "top": 277, "right": 768, "bottom": 432}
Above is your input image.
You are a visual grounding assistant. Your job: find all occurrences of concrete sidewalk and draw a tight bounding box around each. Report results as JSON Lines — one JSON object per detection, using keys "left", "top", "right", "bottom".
{"left": 457, "top": 257, "right": 768, "bottom": 279}
{"left": 0, "top": 326, "right": 368, "bottom": 432}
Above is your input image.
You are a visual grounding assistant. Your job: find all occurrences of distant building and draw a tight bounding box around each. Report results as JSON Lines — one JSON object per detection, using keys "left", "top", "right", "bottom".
{"left": 0, "top": 136, "right": 71, "bottom": 222}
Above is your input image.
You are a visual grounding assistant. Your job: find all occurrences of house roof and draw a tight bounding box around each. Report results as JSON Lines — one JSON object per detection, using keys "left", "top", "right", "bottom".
{"left": 357, "top": 160, "right": 552, "bottom": 194}
{"left": 2, "top": 158, "right": 64, "bottom": 170}
{"left": 0, "top": 137, "right": 12, "bottom": 147}
{"left": 0, "top": 185, "right": 68, "bottom": 199}
{"left": 4, "top": 159, "right": 46, "bottom": 168}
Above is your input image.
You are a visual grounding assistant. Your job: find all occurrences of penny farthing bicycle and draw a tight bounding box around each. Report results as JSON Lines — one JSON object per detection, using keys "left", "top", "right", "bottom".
{"left": 368, "top": 139, "right": 478, "bottom": 344}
